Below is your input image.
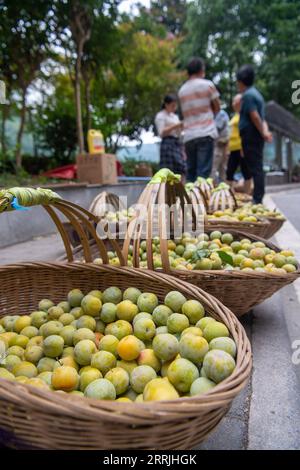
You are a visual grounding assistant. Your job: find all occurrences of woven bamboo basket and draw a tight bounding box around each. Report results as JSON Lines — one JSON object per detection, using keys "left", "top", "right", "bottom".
{"left": 235, "top": 192, "right": 252, "bottom": 205}
{"left": 62, "top": 191, "right": 129, "bottom": 248}
{"left": 0, "top": 191, "right": 252, "bottom": 450}
{"left": 233, "top": 195, "right": 286, "bottom": 239}
{"left": 208, "top": 184, "right": 238, "bottom": 213}
{"left": 57, "top": 237, "right": 108, "bottom": 262}
{"left": 206, "top": 216, "right": 271, "bottom": 239}
{"left": 88, "top": 190, "right": 124, "bottom": 218}
{"left": 185, "top": 184, "right": 208, "bottom": 214}
{"left": 0, "top": 264, "right": 251, "bottom": 450}
{"left": 260, "top": 216, "right": 285, "bottom": 239}
{"left": 122, "top": 177, "right": 299, "bottom": 316}
{"left": 125, "top": 228, "right": 299, "bottom": 316}
{"left": 194, "top": 177, "right": 214, "bottom": 202}
{"left": 186, "top": 183, "right": 268, "bottom": 238}
{"left": 205, "top": 185, "right": 271, "bottom": 238}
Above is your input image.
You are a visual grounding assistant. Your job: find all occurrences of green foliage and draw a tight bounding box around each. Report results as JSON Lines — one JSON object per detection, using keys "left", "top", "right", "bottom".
{"left": 150, "top": 0, "right": 188, "bottom": 36}
{"left": 121, "top": 5, "right": 167, "bottom": 38}
{"left": 34, "top": 74, "right": 77, "bottom": 163}
{"left": 0, "top": 0, "right": 54, "bottom": 89}
{"left": 92, "top": 26, "right": 184, "bottom": 150}
{"left": 0, "top": 0, "right": 55, "bottom": 166}
{"left": 217, "top": 251, "right": 234, "bottom": 266}
{"left": 180, "top": 0, "right": 300, "bottom": 116}
{"left": 180, "top": 0, "right": 260, "bottom": 105}
{"left": 255, "top": 0, "right": 300, "bottom": 115}
{"left": 2, "top": 0, "right": 300, "bottom": 171}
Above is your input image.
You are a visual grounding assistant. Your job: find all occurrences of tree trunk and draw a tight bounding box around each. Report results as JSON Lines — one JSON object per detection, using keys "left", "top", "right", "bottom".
{"left": 1, "top": 104, "right": 9, "bottom": 156}
{"left": 15, "top": 88, "right": 27, "bottom": 169}
{"left": 84, "top": 73, "right": 92, "bottom": 132}
{"left": 229, "top": 68, "right": 234, "bottom": 111}
{"left": 28, "top": 108, "right": 38, "bottom": 159}
{"left": 70, "top": 5, "right": 91, "bottom": 155}
{"left": 75, "top": 43, "right": 85, "bottom": 154}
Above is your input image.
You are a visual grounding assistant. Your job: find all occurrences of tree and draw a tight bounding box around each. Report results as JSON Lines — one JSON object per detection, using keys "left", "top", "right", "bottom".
{"left": 54, "top": 0, "right": 120, "bottom": 154}
{"left": 81, "top": 6, "right": 120, "bottom": 137}
{"left": 69, "top": 1, "right": 92, "bottom": 154}
{"left": 34, "top": 74, "right": 77, "bottom": 163}
{"left": 180, "top": 0, "right": 300, "bottom": 114}
{"left": 0, "top": 0, "right": 54, "bottom": 168}
{"left": 180, "top": 0, "right": 261, "bottom": 106}
{"left": 91, "top": 26, "right": 184, "bottom": 150}
{"left": 254, "top": 0, "right": 300, "bottom": 116}
{"left": 0, "top": 58, "right": 13, "bottom": 158}
{"left": 122, "top": 4, "right": 167, "bottom": 38}
{"left": 150, "top": 0, "right": 188, "bottom": 36}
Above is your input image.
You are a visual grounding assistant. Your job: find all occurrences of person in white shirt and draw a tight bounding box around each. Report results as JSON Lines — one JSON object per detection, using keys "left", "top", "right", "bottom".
{"left": 155, "top": 94, "right": 186, "bottom": 177}
{"left": 178, "top": 58, "right": 220, "bottom": 181}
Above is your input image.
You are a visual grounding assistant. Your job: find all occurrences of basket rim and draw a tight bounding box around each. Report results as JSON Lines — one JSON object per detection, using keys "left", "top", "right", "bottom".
{"left": 206, "top": 216, "right": 270, "bottom": 227}
{"left": 0, "top": 262, "right": 252, "bottom": 416}
{"left": 59, "top": 228, "right": 299, "bottom": 280}
{"left": 123, "top": 228, "right": 300, "bottom": 280}
{"left": 265, "top": 215, "right": 286, "bottom": 221}
{"left": 164, "top": 266, "right": 300, "bottom": 280}
{"left": 179, "top": 228, "right": 299, "bottom": 279}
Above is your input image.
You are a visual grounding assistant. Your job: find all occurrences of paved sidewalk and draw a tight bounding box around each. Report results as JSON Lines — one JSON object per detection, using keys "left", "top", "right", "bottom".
{"left": 1, "top": 188, "right": 300, "bottom": 450}
{"left": 0, "top": 233, "right": 65, "bottom": 264}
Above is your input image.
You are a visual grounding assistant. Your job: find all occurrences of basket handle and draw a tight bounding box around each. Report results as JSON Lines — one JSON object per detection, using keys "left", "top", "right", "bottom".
{"left": 123, "top": 174, "right": 198, "bottom": 273}
{"left": 88, "top": 191, "right": 125, "bottom": 217}
{"left": 0, "top": 187, "right": 125, "bottom": 266}
{"left": 229, "top": 187, "right": 238, "bottom": 210}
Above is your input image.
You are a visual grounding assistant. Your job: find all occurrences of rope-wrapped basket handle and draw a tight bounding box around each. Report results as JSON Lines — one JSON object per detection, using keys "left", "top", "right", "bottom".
{"left": 0, "top": 187, "right": 125, "bottom": 266}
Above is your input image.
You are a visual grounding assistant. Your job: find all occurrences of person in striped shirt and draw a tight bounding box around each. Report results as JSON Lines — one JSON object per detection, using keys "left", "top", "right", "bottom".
{"left": 178, "top": 57, "right": 221, "bottom": 181}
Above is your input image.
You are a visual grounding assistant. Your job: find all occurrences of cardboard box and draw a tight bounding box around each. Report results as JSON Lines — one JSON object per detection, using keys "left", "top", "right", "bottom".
{"left": 135, "top": 163, "right": 153, "bottom": 177}
{"left": 76, "top": 153, "right": 118, "bottom": 185}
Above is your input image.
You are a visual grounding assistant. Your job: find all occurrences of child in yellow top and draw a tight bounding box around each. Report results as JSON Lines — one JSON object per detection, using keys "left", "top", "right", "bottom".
{"left": 226, "top": 94, "right": 251, "bottom": 191}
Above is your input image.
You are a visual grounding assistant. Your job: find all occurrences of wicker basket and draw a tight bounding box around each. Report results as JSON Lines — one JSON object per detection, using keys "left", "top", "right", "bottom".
{"left": 42, "top": 198, "right": 125, "bottom": 264}
{"left": 0, "top": 263, "right": 251, "bottom": 450}
{"left": 62, "top": 191, "right": 129, "bottom": 248}
{"left": 0, "top": 194, "right": 252, "bottom": 450}
{"left": 194, "top": 177, "right": 214, "bottom": 201}
{"left": 205, "top": 186, "right": 271, "bottom": 238}
{"left": 262, "top": 217, "right": 285, "bottom": 239}
{"left": 53, "top": 185, "right": 296, "bottom": 317}
{"left": 88, "top": 191, "right": 124, "bottom": 218}
{"left": 208, "top": 185, "right": 238, "bottom": 212}
{"left": 57, "top": 237, "right": 111, "bottom": 262}
{"left": 206, "top": 217, "right": 271, "bottom": 239}
{"left": 235, "top": 192, "right": 252, "bottom": 206}
{"left": 185, "top": 184, "right": 208, "bottom": 214}
{"left": 231, "top": 194, "right": 286, "bottom": 239}
{"left": 123, "top": 179, "right": 299, "bottom": 316}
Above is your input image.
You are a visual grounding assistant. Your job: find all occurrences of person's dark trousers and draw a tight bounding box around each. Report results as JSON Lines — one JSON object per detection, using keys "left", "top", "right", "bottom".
{"left": 226, "top": 149, "right": 252, "bottom": 181}
{"left": 240, "top": 127, "right": 265, "bottom": 203}
{"left": 185, "top": 136, "right": 214, "bottom": 181}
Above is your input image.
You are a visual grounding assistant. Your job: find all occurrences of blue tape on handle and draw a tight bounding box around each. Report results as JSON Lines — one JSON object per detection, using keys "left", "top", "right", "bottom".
{"left": 11, "top": 197, "right": 29, "bottom": 211}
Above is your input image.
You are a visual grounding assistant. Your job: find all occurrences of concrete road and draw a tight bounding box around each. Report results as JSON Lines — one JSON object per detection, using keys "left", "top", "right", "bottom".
{"left": 1, "top": 188, "right": 300, "bottom": 450}
{"left": 200, "top": 189, "right": 300, "bottom": 450}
